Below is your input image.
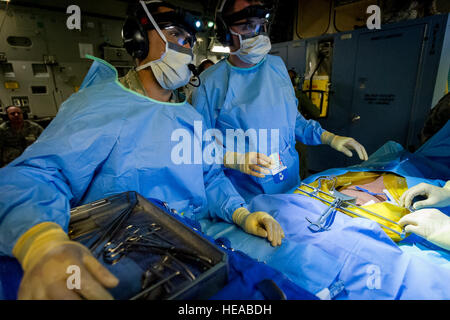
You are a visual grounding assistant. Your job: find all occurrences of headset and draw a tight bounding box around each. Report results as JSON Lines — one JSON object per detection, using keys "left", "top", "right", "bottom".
{"left": 122, "top": 8, "right": 150, "bottom": 61}
{"left": 122, "top": 0, "right": 200, "bottom": 61}
{"left": 215, "top": 0, "right": 234, "bottom": 47}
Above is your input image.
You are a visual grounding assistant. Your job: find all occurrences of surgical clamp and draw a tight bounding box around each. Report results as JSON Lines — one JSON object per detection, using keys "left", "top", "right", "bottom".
{"left": 306, "top": 198, "right": 343, "bottom": 232}
{"left": 297, "top": 184, "right": 406, "bottom": 239}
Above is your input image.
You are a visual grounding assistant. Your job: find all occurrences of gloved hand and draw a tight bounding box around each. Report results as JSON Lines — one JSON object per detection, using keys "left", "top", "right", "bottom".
{"left": 224, "top": 152, "right": 273, "bottom": 178}
{"left": 321, "top": 131, "right": 368, "bottom": 161}
{"left": 400, "top": 182, "right": 450, "bottom": 210}
{"left": 233, "top": 208, "right": 285, "bottom": 247}
{"left": 399, "top": 209, "right": 450, "bottom": 251}
{"left": 13, "top": 222, "right": 119, "bottom": 300}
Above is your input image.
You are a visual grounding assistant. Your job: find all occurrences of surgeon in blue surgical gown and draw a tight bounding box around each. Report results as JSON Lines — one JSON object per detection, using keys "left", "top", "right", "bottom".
{"left": 193, "top": 0, "right": 369, "bottom": 202}
{"left": 0, "top": 1, "right": 284, "bottom": 300}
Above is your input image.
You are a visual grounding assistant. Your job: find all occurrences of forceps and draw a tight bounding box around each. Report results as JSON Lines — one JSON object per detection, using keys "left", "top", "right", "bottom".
{"left": 306, "top": 198, "right": 343, "bottom": 232}
{"left": 305, "top": 177, "right": 354, "bottom": 232}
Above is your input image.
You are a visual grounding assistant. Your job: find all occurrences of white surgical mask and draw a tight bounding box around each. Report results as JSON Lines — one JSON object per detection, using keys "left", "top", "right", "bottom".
{"left": 136, "top": 1, "right": 193, "bottom": 90}
{"left": 136, "top": 42, "right": 193, "bottom": 90}
{"left": 229, "top": 29, "right": 272, "bottom": 65}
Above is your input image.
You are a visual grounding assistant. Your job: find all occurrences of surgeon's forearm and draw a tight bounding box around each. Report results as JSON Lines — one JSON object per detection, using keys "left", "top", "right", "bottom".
{"left": 295, "top": 113, "right": 325, "bottom": 145}
{"left": 232, "top": 207, "right": 251, "bottom": 226}
{"left": 13, "top": 222, "right": 71, "bottom": 272}
{"left": 429, "top": 224, "right": 450, "bottom": 251}
{"left": 321, "top": 131, "right": 335, "bottom": 145}
{"left": 223, "top": 151, "right": 240, "bottom": 169}
{"left": 444, "top": 181, "right": 450, "bottom": 191}
{"left": 204, "top": 163, "right": 248, "bottom": 224}
{"left": 0, "top": 166, "right": 72, "bottom": 256}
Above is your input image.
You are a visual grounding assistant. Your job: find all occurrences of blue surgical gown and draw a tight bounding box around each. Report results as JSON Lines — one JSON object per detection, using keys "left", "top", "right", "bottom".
{"left": 193, "top": 55, "right": 325, "bottom": 201}
{"left": 0, "top": 57, "right": 247, "bottom": 256}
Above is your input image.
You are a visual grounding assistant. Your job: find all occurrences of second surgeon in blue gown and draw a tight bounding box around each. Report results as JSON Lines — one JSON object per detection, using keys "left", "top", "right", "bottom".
{"left": 193, "top": 0, "right": 368, "bottom": 202}
{"left": 0, "top": 1, "right": 284, "bottom": 300}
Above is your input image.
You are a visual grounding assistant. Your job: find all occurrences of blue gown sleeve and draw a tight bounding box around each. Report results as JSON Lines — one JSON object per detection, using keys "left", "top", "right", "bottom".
{"left": 295, "top": 111, "right": 325, "bottom": 146}
{"left": 0, "top": 104, "right": 123, "bottom": 256}
{"left": 199, "top": 112, "right": 247, "bottom": 223}
{"left": 203, "top": 160, "right": 248, "bottom": 223}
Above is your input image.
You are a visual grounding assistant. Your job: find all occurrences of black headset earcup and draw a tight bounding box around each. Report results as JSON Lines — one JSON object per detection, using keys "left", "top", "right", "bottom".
{"left": 215, "top": 14, "right": 232, "bottom": 47}
{"left": 122, "top": 16, "right": 149, "bottom": 61}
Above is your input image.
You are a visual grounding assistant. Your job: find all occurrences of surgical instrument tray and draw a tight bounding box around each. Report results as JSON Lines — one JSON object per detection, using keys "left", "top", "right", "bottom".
{"left": 68, "top": 192, "right": 228, "bottom": 300}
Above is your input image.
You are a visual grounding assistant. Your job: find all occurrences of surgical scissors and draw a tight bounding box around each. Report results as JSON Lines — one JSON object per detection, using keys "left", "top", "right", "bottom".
{"left": 103, "top": 224, "right": 168, "bottom": 264}
{"left": 102, "top": 223, "right": 214, "bottom": 269}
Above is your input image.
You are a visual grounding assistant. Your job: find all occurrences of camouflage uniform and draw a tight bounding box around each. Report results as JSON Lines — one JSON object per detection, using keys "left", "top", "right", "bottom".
{"left": 119, "top": 69, "right": 185, "bottom": 103}
{"left": 0, "top": 120, "right": 44, "bottom": 167}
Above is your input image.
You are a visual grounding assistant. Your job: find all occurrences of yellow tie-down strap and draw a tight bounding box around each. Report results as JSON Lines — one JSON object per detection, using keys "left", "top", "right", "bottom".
{"left": 295, "top": 172, "right": 411, "bottom": 242}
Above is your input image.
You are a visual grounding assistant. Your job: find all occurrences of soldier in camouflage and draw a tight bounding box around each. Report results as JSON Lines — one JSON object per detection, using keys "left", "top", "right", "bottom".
{"left": 0, "top": 106, "right": 44, "bottom": 167}
{"left": 119, "top": 68, "right": 186, "bottom": 103}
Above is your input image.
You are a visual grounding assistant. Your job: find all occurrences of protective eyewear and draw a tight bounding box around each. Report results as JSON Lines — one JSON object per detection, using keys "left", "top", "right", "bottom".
{"left": 230, "top": 17, "right": 269, "bottom": 38}
{"left": 140, "top": 7, "right": 201, "bottom": 36}
{"left": 161, "top": 25, "right": 196, "bottom": 48}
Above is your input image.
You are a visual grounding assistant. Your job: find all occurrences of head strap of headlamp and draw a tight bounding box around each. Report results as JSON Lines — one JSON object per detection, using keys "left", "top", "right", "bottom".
{"left": 223, "top": 5, "right": 271, "bottom": 25}
{"left": 123, "top": 1, "right": 199, "bottom": 60}
{"left": 136, "top": 5, "right": 198, "bottom": 37}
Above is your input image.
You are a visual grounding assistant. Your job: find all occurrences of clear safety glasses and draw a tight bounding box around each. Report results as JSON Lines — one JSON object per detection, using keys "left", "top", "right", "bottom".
{"left": 161, "top": 26, "right": 196, "bottom": 48}
{"left": 230, "top": 17, "right": 269, "bottom": 39}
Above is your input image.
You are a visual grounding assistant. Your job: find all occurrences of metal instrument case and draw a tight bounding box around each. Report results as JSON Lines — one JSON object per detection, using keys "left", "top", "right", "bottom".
{"left": 69, "top": 192, "right": 228, "bottom": 300}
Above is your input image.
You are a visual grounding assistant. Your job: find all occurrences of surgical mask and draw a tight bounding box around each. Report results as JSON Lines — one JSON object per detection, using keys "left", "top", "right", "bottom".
{"left": 229, "top": 29, "right": 272, "bottom": 65}
{"left": 136, "top": 1, "right": 194, "bottom": 90}
{"left": 137, "top": 42, "right": 193, "bottom": 90}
